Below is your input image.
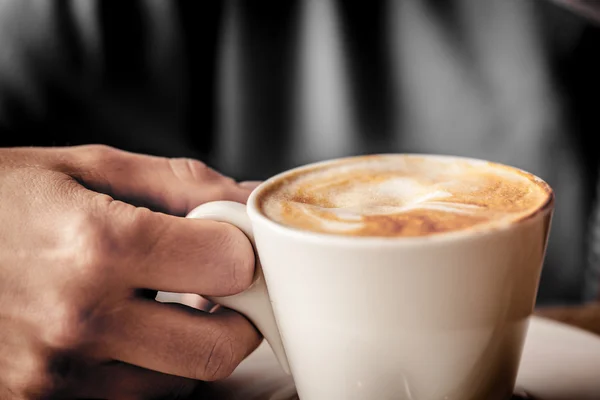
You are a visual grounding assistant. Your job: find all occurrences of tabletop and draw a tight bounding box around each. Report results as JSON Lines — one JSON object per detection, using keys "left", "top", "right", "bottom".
{"left": 194, "top": 302, "right": 600, "bottom": 400}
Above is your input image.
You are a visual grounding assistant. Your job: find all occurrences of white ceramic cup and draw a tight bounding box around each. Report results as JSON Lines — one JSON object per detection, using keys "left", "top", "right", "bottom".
{"left": 185, "top": 155, "right": 554, "bottom": 400}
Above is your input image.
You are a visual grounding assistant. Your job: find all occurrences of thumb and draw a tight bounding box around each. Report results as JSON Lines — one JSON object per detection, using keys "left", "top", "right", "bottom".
{"left": 59, "top": 145, "right": 255, "bottom": 215}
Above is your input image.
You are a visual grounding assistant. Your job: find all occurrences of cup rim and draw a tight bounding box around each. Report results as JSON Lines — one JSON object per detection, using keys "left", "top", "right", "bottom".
{"left": 246, "top": 154, "right": 554, "bottom": 247}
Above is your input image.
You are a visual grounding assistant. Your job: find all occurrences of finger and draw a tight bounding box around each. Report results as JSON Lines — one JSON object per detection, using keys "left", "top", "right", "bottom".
{"left": 59, "top": 145, "right": 254, "bottom": 215}
{"left": 238, "top": 181, "right": 262, "bottom": 190}
{"left": 63, "top": 362, "right": 200, "bottom": 400}
{"left": 102, "top": 200, "right": 255, "bottom": 296}
{"left": 102, "top": 299, "right": 262, "bottom": 382}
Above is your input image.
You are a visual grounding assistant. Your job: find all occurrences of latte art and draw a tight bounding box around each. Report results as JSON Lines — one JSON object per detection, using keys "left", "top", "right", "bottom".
{"left": 257, "top": 155, "right": 551, "bottom": 237}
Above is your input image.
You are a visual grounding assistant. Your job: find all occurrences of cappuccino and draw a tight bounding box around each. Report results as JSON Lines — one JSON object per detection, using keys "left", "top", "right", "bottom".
{"left": 257, "top": 155, "right": 551, "bottom": 237}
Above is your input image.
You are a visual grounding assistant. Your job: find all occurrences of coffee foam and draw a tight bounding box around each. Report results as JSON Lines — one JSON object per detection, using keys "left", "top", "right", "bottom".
{"left": 257, "top": 155, "right": 551, "bottom": 237}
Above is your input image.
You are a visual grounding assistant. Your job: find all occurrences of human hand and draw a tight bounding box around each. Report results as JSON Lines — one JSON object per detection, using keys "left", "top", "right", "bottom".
{"left": 0, "top": 145, "right": 261, "bottom": 399}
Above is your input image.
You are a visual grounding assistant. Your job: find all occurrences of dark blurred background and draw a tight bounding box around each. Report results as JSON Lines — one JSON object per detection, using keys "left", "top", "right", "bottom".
{"left": 1, "top": 0, "right": 599, "bottom": 305}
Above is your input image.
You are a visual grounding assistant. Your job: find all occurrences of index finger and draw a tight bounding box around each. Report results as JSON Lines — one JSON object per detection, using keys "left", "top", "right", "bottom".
{"left": 58, "top": 145, "right": 255, "bottom": 215}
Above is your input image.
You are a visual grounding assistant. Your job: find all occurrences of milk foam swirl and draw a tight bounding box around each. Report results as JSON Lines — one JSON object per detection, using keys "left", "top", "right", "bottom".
{"left": 257, "top": 155, "right": 551, "bottom": 237}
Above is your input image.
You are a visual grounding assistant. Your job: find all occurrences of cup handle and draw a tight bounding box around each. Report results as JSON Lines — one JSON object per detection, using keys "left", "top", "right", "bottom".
{"left": 186, "top": 201, "right": 291, "bottom": 375}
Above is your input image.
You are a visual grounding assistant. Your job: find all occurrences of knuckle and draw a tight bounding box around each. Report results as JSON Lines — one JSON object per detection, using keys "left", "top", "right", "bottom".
{"left": 78, "top": 144, "right": 123, "bottom": 169}
{"left": 75, "top": 145, "right": 128, "bottom": 181}
{"left": 111, "top": 204, "right": 169, "bottom": 266}
{"left": 196, "top": 331, "right": 237, "bottom": 381}
{"left": 213, "top": 224, "right": 255, "bottom": 294}
{"left": 48, "top": 211, "right": 115, "bottom": 346}
{"left": 44, "top": 302, "right": 87, "bottom": 349}
{"left": 168, "top": 158, "right": 213, "bottom": 182}
{"left": 121, "top": 205, "right": 163, "bottom": 246}
{"left": 81, "top": 144, "right": 119, "bottom": 160}
{"left": 64, "top": 210, "right": 114, "bottom": 279}
{"left": 111, "top": 199, "right": 149, "bottom": 228}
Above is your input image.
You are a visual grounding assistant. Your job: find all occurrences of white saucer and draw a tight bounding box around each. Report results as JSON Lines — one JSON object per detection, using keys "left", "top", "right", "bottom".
{"left": 204, "top": 316, "right": 600, "bottom": 400}
{"left": 515, "top": 316, "right": 600, "bottom": 400}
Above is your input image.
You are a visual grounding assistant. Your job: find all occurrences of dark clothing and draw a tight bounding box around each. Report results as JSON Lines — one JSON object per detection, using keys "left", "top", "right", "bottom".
{"left": 1, "top": 0, "right": 599, "bottom": 304}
